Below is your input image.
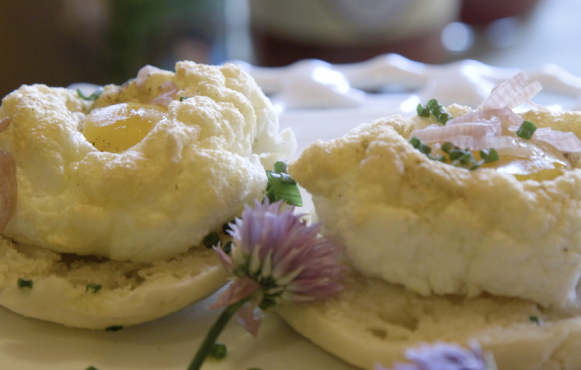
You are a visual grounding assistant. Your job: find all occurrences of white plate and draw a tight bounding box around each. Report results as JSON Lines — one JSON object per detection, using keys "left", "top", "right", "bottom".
{"left": 4, "top": 57, "right": 581, "bottom": 370}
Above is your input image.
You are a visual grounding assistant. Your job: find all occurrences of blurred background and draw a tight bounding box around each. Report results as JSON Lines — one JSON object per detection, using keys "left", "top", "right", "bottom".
{"left": 0, "top": 0, "right": 577, "bottom": 98}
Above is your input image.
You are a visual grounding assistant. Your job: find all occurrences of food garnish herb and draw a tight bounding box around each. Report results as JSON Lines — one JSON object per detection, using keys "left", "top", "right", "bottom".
{"left": 375, "top": 341, "right": 497, "bottom": 370}
{"left": 186, "top": 200, "right": 344, "bottom": 370}
{"left": 105, "top": 325, "right": 124, "bottom": 332}
{"left": 77, "top": 87, "right": 103, "bottom": 101}
{"left": 203, "top": 232, "right": 221, "bottom": 249}
{"left": 265, "top": 161, "right": 303, "bottom": 206}
{"left": 85, "top": 366, "right": 99, "bottom": 370}
{"left": 17, "top": 278, "right": 33, "bottom": 289}
{"left": 409, "top": 137, "right": 445, "bottom": 162}
{"left": 208, "top": 343, "right": 227, "bottom": 360}
{"left": 86, "top": 284, "right": 102, "bottom": 293}
{"left": 529, "top": 316, "right": 541, "bottom": 325}
{"left": 515, "top": 120, "right": 537, "bottom": 140}
{"left": 180, "top": 96, "right": 190, "bottom": 101}
{"left": 417, "top": 99, "right": 453, "bottom": 124}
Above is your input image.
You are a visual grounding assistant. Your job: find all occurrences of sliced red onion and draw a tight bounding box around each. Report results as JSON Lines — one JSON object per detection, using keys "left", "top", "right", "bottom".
{"left": 136, "top": 65, "right": 163, "bottom": 104}
{"left": 409, "top": 122, "right": 500, "bottom": 143}
{"left": 533, "top": 127, "right": 581, "bottom": 152}
{"left": 136, "top": 65, "right": 162, "bottom": 87}
{"left": 506, "top": 81, "right": 544, "bottom": 110}
{"left": 480, "top": 71, "right": 528, "bottom": 110}
{"left": 151, "top": 81, "right": 178, "bottom": 108}
{"left": 0, "top": 117, "right": 12, "bottom": 134}
{"left": 0, "top": 150, "right": 17, "bottom": 233}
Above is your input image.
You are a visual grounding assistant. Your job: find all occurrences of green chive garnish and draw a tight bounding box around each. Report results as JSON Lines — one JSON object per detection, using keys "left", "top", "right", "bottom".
{"left": 416, "top": 103, "right": 430, "bottom": 117}
{"left": 222, "top": 221, "right": 233, "bottom": 234}
{"left": 180, "top": 96, "right": 190, "bottom": 102}
{"left": 409, "top": 137, "right": 445, "bottom": 162}
{"left": 105, "top": 325, "right": 123, "bottom": 332}
{"left": 77, "top": 87, "right": 103, "bottom": 101}
{"left": 203, "top": 232, "right": 221, "bottom": 249}
{"left": 86, "top": 284, "right": 102, "bottom": 293}
{"left": 223, "top": 241, "right": 232, "bottom": 255}
{"left": 480, "top": 148, "right": 499, "bottom": 163}
{"left": 265, "top": 161, "right": 303, "bottom": 206}
{"left": 529, "top": 316, "right": 541, "bottom": 325}
{"left": 86, "top": 367, "right": 99, "bottom": 370}
{"left": 515, "top": 120, "right": 537, "bottom": 140}
{"left": 17, "top": 278, "right": 33, "bottom": 289}
{"left": 426, "top": 99, "right": 453, "bottom": 125}
{"left": 208, "top": 343, "right": 227, "bottom": 360}
{"left": 441, "top": 142, "right": 455, "bottom": 154}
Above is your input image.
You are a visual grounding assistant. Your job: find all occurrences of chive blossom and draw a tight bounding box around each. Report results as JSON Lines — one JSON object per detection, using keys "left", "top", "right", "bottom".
{"left": 208, "top": 343, "right": 227, "bottom": 360}
{"left": 77, "top": 87, "right": 103, "bottom": 101}
{"left": 203, "top": 232, "right": 221, "bottom": 249}
{"left": 105, "top": 325, "right": 123, "bottom": 332}
{"left": 515, "top": 120, "right": 537, "bottom": 140}
{"left": 17, "top": 278, "right": 33, "bottom": 289}
{"left": 86, "top": 283, "right": 102, "bottom": 293}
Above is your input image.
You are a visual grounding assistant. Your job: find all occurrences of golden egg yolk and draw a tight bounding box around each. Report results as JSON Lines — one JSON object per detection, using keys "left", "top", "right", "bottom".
{"left": 433, "top": 140, "right": 570, "bottom": 181}
{"left": 81, "top": 103, "right": 166, "bottom": 153}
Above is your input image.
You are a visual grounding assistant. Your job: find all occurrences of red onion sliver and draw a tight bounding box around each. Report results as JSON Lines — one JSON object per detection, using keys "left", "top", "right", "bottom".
{"left": 151, "top": 81, "right": 178, "bottom": 108}
{"left": 0, "top": 149, "right": 17, "bottom": 233}
{"left": 409, "top": 122, "right": 500, "bottom": 143}
{"left": 480, "top": 71, "right": 528, "bottom": 110}
{"left": 533, "top": 128, "right": 581, "bottom": 153}
{"left": 136, "top": 65, "right": 161, "bottom": 88}
{"left": 506, "top": 81, "right": 544, "bottom": 110}
{"left": 0, "top": 117, "right": 12, "bottom": 134}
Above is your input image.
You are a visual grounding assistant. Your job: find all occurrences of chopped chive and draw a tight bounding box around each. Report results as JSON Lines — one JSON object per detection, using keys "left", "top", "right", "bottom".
{"left": 17, "top": 278, "right": 33, "bottom": 289}
{"left": 469, "top": 159, "right": 485, "bottom": 171}
{"left": 203, "top": 232, "right": 221, "bottom": 249}
{"left": 223, "top": 241, "right": 232, "bottom": 254}
{"left": 427, "top": 153, "right": 446, "bottom": 162}
{"left": 441, "top": 142, "right": 455, "bottom": 154}
{"left": 180, "top": 96, "right": 190, "bottom": 101}
{"left": 426, "top": 98, "right": 453, "bottom": 125}
{"left": 86, "top": 367, "right": 99, "bottom": 370}
{"left": 86, "top": 283, "right": 102, "bottom": 293}
{"left": 247, "top": 368, "right": 263, "bottom": 370}
{"left": 105, "top": 325, "right": 123, "bottom": 332}
{"left": 480, "top": 148, "right": 499, "bottom": 163}
{"left": 515, "top": 120, "right": 537, "bottom": 140}
{"left": 222, "top": 221, "right": 233, "bottom": 234}
{"left": 416, "top": 103, "right": 430, "bottom": 117}
{"left": 208, "top": 343, "right": 227, "bottom": 360}
{"left": 77, "top": 87, "right": 103, "bottom": 101}
{"left": 529, "top": 316, "right": 541, "bottom": 325}
{"left": 265, "top": 161, "right": 303, "bottom": 207}
{"left": 409, "top": 136, "right": 432, "bottom": 155}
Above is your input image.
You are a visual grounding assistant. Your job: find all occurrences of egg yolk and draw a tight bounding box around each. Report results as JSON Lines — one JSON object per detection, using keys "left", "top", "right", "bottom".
{"left": 81, "top": 103, "right": 167, "bottom": 153}
{"left": 433, "top": 141, "right": 570, "bottom": 181}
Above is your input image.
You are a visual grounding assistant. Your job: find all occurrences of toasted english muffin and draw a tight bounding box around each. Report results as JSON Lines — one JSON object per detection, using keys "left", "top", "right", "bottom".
{"left": 0, "top": 236, "right": 227, "bottom": 329}
{"left": 278, "top": 269, "right": 581, "bottom": 370}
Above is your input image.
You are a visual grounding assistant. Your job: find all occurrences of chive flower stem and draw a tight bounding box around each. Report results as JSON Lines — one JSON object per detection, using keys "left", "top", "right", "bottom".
{"left": 187, "top": 298, "right": 248, "bottom": 370}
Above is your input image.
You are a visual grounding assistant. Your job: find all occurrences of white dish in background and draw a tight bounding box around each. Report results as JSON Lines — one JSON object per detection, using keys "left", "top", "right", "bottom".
{"left": 3, "top": 57, "right": 581, "bottom": 370}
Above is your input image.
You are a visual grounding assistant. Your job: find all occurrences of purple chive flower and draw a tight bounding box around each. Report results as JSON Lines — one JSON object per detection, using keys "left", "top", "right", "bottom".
{"left": 211, "top": 199, "right": 345, "bottom": 335}
{"left": 375, "top": 341, "right": 496, "bottom": 370}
